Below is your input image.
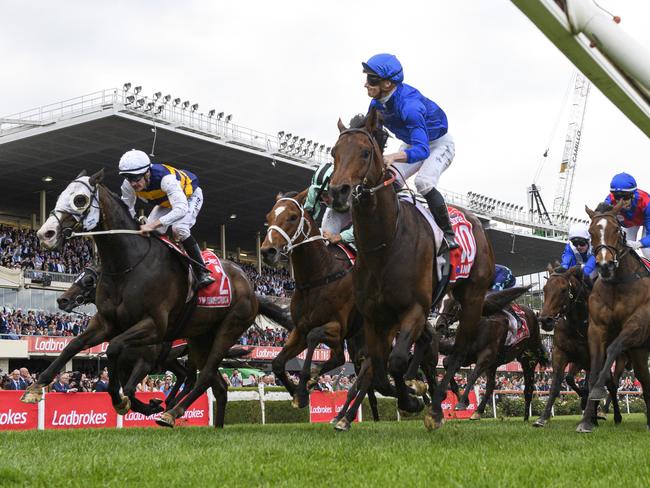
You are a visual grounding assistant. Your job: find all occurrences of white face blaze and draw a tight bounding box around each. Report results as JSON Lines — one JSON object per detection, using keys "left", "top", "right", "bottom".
{"left": 36, "top": 176, "right": 99, "bottom": 249}
{"left": 596, "top": 218, "right": 608, "bottom": 262}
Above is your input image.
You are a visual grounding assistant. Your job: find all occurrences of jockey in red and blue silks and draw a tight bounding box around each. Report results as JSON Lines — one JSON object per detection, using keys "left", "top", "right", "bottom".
{"left": 561, "top": 223, "right": 597, "bottom": 279}
{"left": 362, "top": 53, "right": 458, "bottom": 252}
{"left": 604, "top": 172, "right": 650, "bottom": 259}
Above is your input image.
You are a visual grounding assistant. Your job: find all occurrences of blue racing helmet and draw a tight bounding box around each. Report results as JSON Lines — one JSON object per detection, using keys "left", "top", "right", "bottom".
{"left": 610, "top": 172, "right": 637, "bottom": 192}
{"left": 362, "top": 53, "right": 404, "bottom": 83}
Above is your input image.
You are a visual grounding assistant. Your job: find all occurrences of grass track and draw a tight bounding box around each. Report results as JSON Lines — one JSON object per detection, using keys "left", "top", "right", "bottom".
{"left": 2, "top": 415, "right": 650, "bottom": 487}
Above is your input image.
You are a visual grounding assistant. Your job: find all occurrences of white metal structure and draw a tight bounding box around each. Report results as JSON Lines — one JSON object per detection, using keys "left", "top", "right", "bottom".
{"left": 552, "top": 71, "right": 590, "bottom": 220}
{"left": 512, "top": 0, "right": 650, "bottom": 138}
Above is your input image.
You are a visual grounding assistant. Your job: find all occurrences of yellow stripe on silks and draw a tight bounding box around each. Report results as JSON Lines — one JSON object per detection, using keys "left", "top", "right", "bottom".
{"left": 162, "top": 164, "right": 194, "bottom": 199}
{"left": 136, "top": 164, "right": 194, "bottom": 208}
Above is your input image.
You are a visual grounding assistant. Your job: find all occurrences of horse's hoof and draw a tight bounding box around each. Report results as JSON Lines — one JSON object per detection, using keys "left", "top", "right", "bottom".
{"left": 406, "top": 379, "right": 428, "bottom": 396}
{"left": 149, "top": 398, "right": 164, "bottom": 408}
{"left": 588, "top": 386, "right": 608, "bottom": 401}
{"left": 597, "top": 413, "right": 607, "bottom": 421}
{"left": 329, "top": 417, "right": 340, "bottom": 425}
{"left": 454, "top": 402, "right": 468, "bottom": 411}
{"left": 424, "top": 410, "right": 444, "bottom": 431}
{"left": 576, "top": 421, "right": 595, "bottom": 433}
{"left": 114, "top": 396, "right": 131, "bottom": 415}
{"left": 306, "top": 378, "right": 318, "bottom": 390}
{"left": 20, "top": 384, "right": 44, "bottom": 403}
{"left": 470, "top": 412, "right": 481, "bottom": 421}
{"left": 334, "top": 418, "right": 351, "bottom": 432}
{"left": 614, "top": 415, "right": 622, "bottom": 425}
{"left": 533, "top": 418, "right": 546, "bottom": 428}
{"left": 156, "top": 412, "right": 176, "bottom": 428}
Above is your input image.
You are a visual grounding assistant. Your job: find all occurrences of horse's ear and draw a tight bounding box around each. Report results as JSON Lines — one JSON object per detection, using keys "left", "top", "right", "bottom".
{"left": 89, "top": 168, "right": 105, "bottom": 186}
{"left": 546, "top": 263, "right": 555, "bottom": 274}
{"left": 613, "top": 199, "right": 625, "bottom": 213}
{"left": 75, "top": 169, "right": 87, "bottom": 179}
{"left": 365, "top": 107, "right": 379, "bottom": 133}
{"left": 337, "top": 118, "right": 347, "bottom": 133}
{"left": 585, "top": 205, "right": 595, "bottom": 219}
{"left": 275, "top": 192, "right": 284, "bottom": 201}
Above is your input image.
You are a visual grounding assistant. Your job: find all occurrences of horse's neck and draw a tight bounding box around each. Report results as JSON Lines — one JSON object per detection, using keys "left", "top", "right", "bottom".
{"left": 94, "top": 185, "right": 148, "bottom": 275}
{"left": 291, "top": 227, "right": 337, "bottom": 285}
{"left": 617, "top": 250, "right": 647, "bottom": 279}
{"left": 352, "top": 187, "right": 397, "bottom": 259}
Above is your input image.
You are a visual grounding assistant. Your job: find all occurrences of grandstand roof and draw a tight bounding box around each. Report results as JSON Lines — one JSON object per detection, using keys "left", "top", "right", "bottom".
{"left": 0, "top": 89, "right": 562, "bottom": 275}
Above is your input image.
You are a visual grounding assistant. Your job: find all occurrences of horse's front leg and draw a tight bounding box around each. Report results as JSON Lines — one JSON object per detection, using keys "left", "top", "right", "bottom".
{"left": 271, "top": 328, "right": 307, "bottom": 397}
{"left": 389, "top": 303, "right": 426, "bottom": 414}
{"left": 22, "top": 317, "right": 113, "bottom": 403}
{"left": 105, "top": 316, "right": 164, "bottom": 414}
{"left": 576, "top": 322, "right": 607, "bottom": 433}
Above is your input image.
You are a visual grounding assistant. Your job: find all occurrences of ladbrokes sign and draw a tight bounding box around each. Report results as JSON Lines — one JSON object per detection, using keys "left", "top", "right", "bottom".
{"left": 45, "top": 392, "right": 117, "bottom": 429}
{"left": 122, "top": 392, "right": 209, "bottom": 428}
{"left": 0, "top": 391, "right": 38, "bottom": 430}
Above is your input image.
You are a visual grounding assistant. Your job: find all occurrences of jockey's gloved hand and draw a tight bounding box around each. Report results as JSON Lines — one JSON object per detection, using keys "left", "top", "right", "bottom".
{"left": 626, "top": 240, "right": 642, "bottom": 250}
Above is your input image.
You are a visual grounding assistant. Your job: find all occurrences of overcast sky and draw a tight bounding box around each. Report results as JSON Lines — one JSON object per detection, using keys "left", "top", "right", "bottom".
{"left": 1, "top": 0, "right": 648, "bottom": 220}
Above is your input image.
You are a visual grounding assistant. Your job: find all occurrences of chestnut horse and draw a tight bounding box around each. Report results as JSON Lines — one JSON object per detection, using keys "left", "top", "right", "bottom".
{"left": 328, "top": 109, "right": 494, "bottom": 430}
{"left": 535, "top": 265, "right": 622, "bottom": 428}
{"left": 576, "top": 202, "right": 650, "bottom": 433}
{"left": 23, "top": 169, "right": 293, "bottom": 428}
{"left": 260, "top": 190, "right": 378, "bottom": 416}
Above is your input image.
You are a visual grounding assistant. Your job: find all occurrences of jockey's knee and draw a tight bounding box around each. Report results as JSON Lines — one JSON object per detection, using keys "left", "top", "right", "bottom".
{"left": 173, "top": 227, "right": 191, "bottom": 242}
{"left": 414, "top": 175, "right": 436, "bottom": 196}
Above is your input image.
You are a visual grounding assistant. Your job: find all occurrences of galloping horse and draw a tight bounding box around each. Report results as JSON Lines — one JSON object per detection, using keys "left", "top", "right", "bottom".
{"left": 22, "top": 169, "right": 293, "bottom": 428}
{"left": 576, "top": 202, "right": 650, "bottom": 433}
{"left": 260, "top": 190, "right": 374, "bottom": 410}
{"left": 327, "top": 109, "right": 494, "bottom": 430}
{"left": 534, "top": 265, "right": 622, "bottom": 428}
{"left": 438, "top": 287, "right": 548, "bottom": 421}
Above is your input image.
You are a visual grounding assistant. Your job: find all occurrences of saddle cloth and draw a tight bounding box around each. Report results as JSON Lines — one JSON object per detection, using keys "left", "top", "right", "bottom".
{"left": 398, "top": 194, "right": 477, "bottom": 283}
{"left": 335, "top": 243, "right": 356, "bottom": 267}
{"left": 157, "top": 236, "right": 232, "bottom": 308}
{"left": 641, "top": 256, "right": 650, "bottom": 273}
{"left": 503, "top": 303, "right": 529, "bottom": 347}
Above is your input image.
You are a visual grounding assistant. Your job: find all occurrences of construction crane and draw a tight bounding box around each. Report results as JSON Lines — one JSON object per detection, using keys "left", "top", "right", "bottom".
{"left": 551, "top": 71, "right": 591, "bottom": 222}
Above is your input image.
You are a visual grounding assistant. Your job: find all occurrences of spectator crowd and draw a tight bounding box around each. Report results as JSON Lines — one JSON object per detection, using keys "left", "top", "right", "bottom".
{"left": 236, "top": 261, "right": 294, "bottom": 298}
{"left": 0, "top": 225, "right": 94, "bottom": 274}
{"left": 0, "top": 307, "right": 90, "bottom": 339}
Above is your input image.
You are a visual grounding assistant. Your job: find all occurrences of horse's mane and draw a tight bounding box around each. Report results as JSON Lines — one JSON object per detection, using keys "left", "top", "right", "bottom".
{"left": 595, "top": 202, "right": 613, "bottom": 213}
{"left": 98, "top": 183, "right": 141, "bottom": 228}
{"left": 482, "top": 285, "right": 532, "bottom": 316}
{"left": 349, "top": 113, "right": 389, "bottom": 152}
{"left": 280, "top": 191, "right": 300, "bottom": 198}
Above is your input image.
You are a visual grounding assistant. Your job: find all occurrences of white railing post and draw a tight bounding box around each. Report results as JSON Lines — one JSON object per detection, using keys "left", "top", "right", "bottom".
{"left": 207, "top": 387, "right": 215, "bottom": 427}
{"left": 492, "top": 392, "right": 497, "bottom": 418}
{"left": 626, "top": 394, "right": 630, "bottom": 414}
{"left": 38, "top": 388, "right": 45, "bottom": 430}
{"left": 259, "top": 383, "right": 266, "bottom": 425}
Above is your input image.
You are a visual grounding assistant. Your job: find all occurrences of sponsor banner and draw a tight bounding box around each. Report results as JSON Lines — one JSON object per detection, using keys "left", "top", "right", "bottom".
{"left": 0, "top": 391, "right": 38, "bottom": 431}
{"left": 441, "top": 389, "right": 478, "bottom": 420}
{"left": 122, "top": 392, "right": 210, "bottom": 428}
{"left": 45, "top": 392, "right": 117, "bottom": 429}
{"left": 244, "top": 346, "right": 350, "bottom": 363}
{"left": 309, "top": 390, "right": 358, "bottom": 423}
{"left": 25, "top": 336, "right": 109, "bottom": 356}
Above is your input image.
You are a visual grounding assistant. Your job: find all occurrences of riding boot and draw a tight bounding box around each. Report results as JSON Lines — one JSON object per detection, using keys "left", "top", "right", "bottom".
{"left": 423, "top": 187, "right": 460, "bottom": 251}
{"left": 182, "top": 236, "right": 215, "bottom": 289}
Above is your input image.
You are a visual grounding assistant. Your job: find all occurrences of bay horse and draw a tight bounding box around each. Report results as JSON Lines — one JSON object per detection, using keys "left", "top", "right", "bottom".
{"left": 438, "top": 286, "right": 548, "bottom": 421}
{"left": 260, "top": 190, "right": 380, "bottom": 418}
{"left": 327, "top": 109, "right": 494, "bottom": 430}
{"left": 576, "top": 202, "right": 650, "bottom": 433}
{"left": 534, "top": 265, "right": 622, "bottom": 428}
{"left": 22, "top": 169, "right": 293, "bottom": 428}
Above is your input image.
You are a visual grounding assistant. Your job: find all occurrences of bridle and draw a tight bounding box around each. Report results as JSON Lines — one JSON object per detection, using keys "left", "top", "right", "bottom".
{"left": 590, "top": 213, "right": 631, "bottom": 269}
{"left": 336, "top": 128, "right": 396, "bottom": 199}
{"left": 50, "top": 178, "right": 100, "bottom": 239}
{"left": 71, "top": 267, "right": 99, "bottom": 305}
{"left": 545, "top": 272, "right": 588, "bottom": 324}
{"left": 266, "top": 197, "right": 327, "bottom": 255}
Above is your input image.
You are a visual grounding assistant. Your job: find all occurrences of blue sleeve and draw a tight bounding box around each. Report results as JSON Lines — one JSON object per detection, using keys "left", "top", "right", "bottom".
{"left": 560, "top": 244, "right": 574, "bottom": 269}
{"left": 583, "top": 255, "right": 597, "bottom": 277}
{"left": 641, "top": 206, "right": 650, "bottom": 247}
{"left": 604, "top": 194, "right": 613, "bottom": 205}
{"left": 402, "top": 102, "right": 431, "bottom": 164}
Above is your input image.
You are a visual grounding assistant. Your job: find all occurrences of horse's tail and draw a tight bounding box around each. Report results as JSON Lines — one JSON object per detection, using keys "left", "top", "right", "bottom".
{"left": 482, "top": 285, "right": 532, "bottom": 316}
{"left": 537, "top": 342, "right": 551, "bottom": 368}
{"left": 256, "top": 294, "right": 294, "bottom": 331}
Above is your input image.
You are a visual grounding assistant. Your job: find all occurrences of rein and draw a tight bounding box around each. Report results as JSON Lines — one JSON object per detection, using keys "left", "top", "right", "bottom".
{"left": 547, "top": 271, "right": 589, "bottom": 335}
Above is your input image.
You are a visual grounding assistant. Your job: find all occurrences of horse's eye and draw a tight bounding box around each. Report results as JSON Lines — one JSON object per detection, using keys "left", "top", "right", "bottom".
{"left": 82, "top": 276, "right": 95, "bottom": 287}
{"left": 361, "top": 149, "right": 370, "bottom": 159}
{"left": 330, "top": 148, "right": 336, "bottom": 158}
{"left": 73, "top": 194, "right": 89, "bottom": 209}
{"left": 288, "top": 214, "right": 298, "bottom": 222}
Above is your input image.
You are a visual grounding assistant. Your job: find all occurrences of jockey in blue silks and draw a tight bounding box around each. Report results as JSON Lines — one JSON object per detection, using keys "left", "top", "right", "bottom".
{"left": 361, "top": 53, "right": 458, "bottom": 251}
{"left": 604, "top": 172, "right": 650, "bottom": 259}
{"left": 560, "top": 223, "right": 597, "bottom": 280}
{"left": 492, "top": 264, "right": 516, "bottom": 291}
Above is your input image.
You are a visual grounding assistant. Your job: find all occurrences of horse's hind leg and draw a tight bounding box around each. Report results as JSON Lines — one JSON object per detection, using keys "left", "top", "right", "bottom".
{"left": 335, "top": 358, "right": 373, "bottom": 432}
{"left": 367, "top": 388, "right": 380, "bottom": 421}
{"left": 577, "top": 324, "right": 607, "bottom": 433}
{"left": 121, "top": 356, "right": 161, "bottom": 416}
{"left": 522, "top": 358, "right": 536, "bottom": 422}
{"left": 471, "top": 365, "right": 497, "bottom": 421}
{"left": 211, "top": 371, "right": 229, "bottom": 428}
{"left": 456, "top": 352, "right": 490, "bottom": 410}
{"left": 565, "top": 364, "right": 588, "bottom": 410}
{"left": 628, "top": 348, "right": 650, "bottom": 430}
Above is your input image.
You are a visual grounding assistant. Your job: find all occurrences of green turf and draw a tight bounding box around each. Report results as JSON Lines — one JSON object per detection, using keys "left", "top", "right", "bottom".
{"left": 2, "top": 415, "right": 649, "bottom": 487}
